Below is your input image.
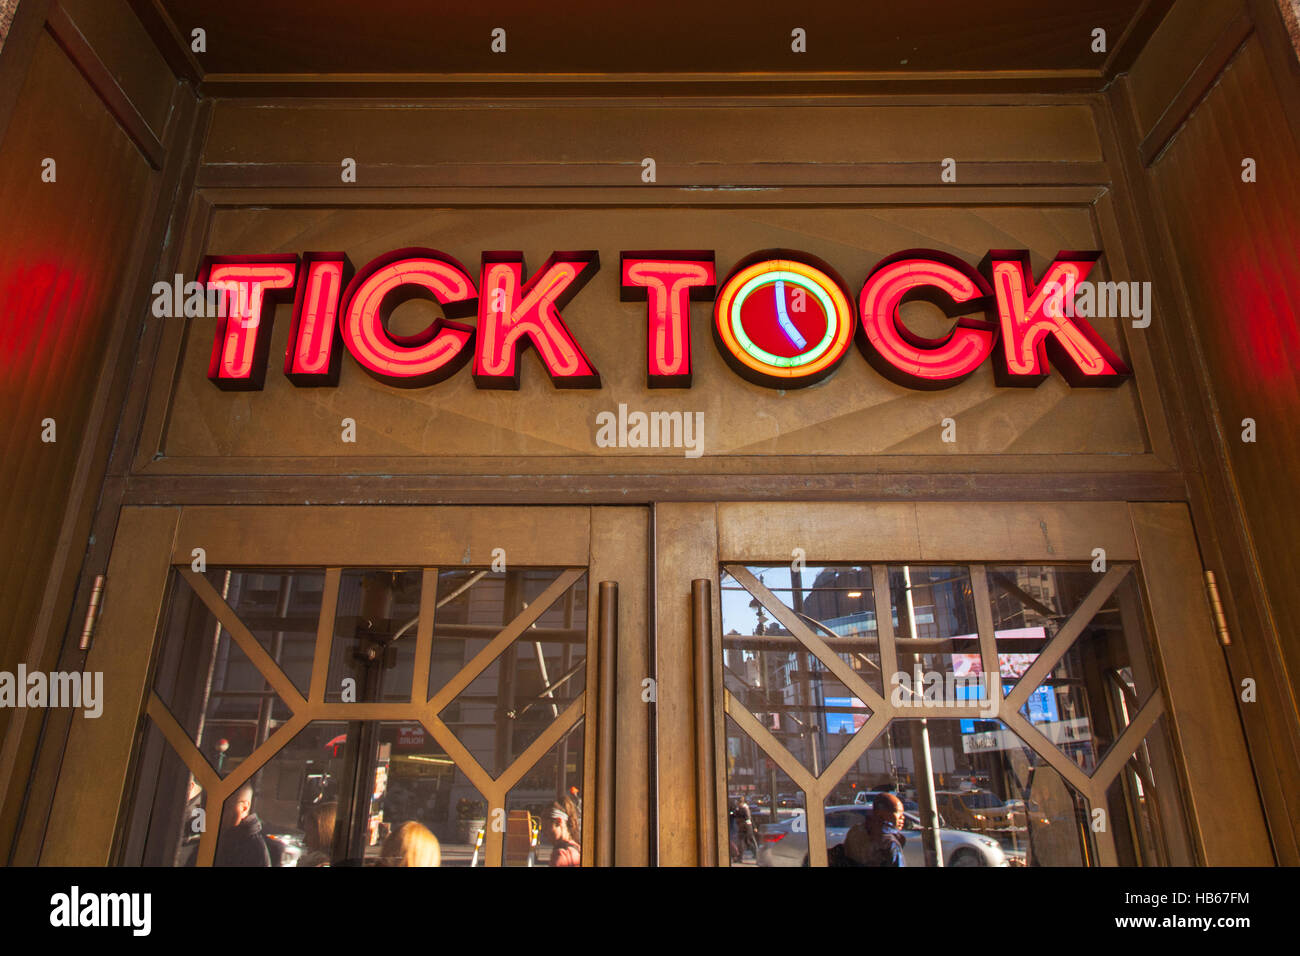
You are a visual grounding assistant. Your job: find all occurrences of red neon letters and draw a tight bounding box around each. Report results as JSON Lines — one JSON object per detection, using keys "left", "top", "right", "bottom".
{"left": 202, "top": 255, "right": 299, "bottom": 390}
{"left": 620, "top": 252, "right": 716, "bottom": 387}
{"left": 339, "top": 248, "right": 478, "bottom": 388}
{"left": 285, "top": 253, "right": 351, "bottom": 386}
{"left": 200, "top": 246, "right": 1133, "bottom": 392}
{"left": 473, "top": 252, "right": 601, "bottom": 389}
{"left": 981, "top": 251, "right": 1131, "bottom": 387}
{"left": 858, "top": 250, "right": 996, "bottom": 390}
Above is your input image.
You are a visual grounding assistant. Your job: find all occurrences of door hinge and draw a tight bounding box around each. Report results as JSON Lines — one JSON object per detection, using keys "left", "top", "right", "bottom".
{"left": 1203, "top": 570, "right": 1232, "bottom": 647}
{"left": 79, "top": 574, "right": 106, "bottom": 651}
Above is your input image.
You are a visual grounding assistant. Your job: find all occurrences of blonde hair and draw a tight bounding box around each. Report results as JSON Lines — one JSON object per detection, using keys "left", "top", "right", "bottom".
{"left": 383, "top": 821, "right": 440, "bottom": 867}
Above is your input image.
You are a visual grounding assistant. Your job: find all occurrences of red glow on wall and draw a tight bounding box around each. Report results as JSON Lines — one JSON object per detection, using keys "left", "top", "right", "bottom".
{"left": 473, "top": 251, "right": 601, "bottom": 389}
{"left": 338, "top": 248, "right": 478, "bottom": 388}
{"left": 285, "top": 253, "right": 352, "bottom": 386}
{"left": 857, "top": 250, "right": 996, "bottom": 390}
{"left": 982, "top": 251, "right": 1130, "bottom": 386}
{"left": 202, "top": 256, "right": 299, "bottom": 390}
{"left": 620, "top": 252, "right": 715, "bottom": 387}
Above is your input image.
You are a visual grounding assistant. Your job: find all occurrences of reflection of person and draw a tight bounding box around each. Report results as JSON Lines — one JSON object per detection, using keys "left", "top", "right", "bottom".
{"left": 382, "top": 821, "right": 440, "bottom": 867}
{"left": 215, "top": 784, "right": 271, "bottom": 867}
{"left": 546, "top": 801, "right": 581, "bottom": 867}
{"left": 176, "top": 775, "right": 203, "bottom": 867}
{"left": 300, "top": 801, "right": 337, "bottom": 867}
{"left": 735, "top": 797, "right": 758, "bottom": 862}
{"left": 844, "top": 793, "right": 906, "bottom": 867}
{"left": 728, "top": 800, "right": 742, "bottom": 862}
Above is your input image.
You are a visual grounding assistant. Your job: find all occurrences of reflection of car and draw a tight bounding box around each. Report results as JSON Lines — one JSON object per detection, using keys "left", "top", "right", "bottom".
{"left": 1005, "top": 799, "right": 1051, "bottom": 827}
{"left": 265, "top": 831, "right": 304, "bottom": 867}
{"left": 756, "top": 807, "right": 1009, "bottom": 867}
{"left": 748, "top": 807, "right": 804, "bottom": 829}
{"left": 852, "top": 790, "right": 920, "bottom": 815}
{"left": 935, "top": 790, "right": 1022, "bottom": 832}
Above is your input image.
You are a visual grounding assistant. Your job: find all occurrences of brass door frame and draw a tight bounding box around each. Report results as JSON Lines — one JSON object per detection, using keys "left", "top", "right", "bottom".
{"left": 41, "top": 504, "right": 649, "bottom": 866}
{"left": 655, "top": 500, "right": 1272, "bottom": 866}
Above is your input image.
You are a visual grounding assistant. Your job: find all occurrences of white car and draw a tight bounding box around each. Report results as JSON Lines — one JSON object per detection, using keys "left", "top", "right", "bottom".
{"left": 756, "top": 805, "right": 1010, "bottom": 867}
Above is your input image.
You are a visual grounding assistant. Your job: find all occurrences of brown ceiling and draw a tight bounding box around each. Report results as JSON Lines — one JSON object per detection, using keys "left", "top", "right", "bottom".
{"left": 141, "top": 0, "right": 1170, "bottom": 88}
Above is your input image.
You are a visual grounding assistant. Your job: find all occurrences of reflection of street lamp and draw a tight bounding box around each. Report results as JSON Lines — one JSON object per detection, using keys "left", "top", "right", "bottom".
{"left": 215, "top": 738, "right": 229, "bottom": 773}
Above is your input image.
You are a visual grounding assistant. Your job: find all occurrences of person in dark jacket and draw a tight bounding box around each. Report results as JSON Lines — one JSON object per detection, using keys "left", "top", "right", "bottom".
{"left": 215, "top": 783, "right": 271, "bottom": 867}
{"left": 842, "top": 793, "right": 906, "bottom": 867}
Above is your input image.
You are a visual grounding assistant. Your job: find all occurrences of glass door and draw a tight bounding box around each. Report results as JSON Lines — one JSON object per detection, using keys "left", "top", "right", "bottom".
{"left": 42, "top": 506, "right": 648, "bottom": 867}
{"left": 652, "top": 501, "right": 1272, "bottom": 867}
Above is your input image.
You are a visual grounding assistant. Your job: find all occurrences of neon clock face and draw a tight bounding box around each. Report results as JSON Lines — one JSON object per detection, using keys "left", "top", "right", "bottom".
{"left": 712, "top": 254, "right": 856, "bottom": 388}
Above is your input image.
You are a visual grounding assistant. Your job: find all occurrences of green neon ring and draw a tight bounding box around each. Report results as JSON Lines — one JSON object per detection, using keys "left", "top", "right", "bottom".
{"left": 728, "top": 270, "right": 841, "bottom": 369}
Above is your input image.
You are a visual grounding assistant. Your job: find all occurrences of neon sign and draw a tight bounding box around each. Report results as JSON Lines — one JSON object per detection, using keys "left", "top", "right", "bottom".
{"left": 201, "top": 247, "right": 1131, "bottom": 391}
{"left": 712, "top": 251, "right": 856, "bottom": 389}
{"left": 620, "top": 252, "right": 715, "bottom": 388}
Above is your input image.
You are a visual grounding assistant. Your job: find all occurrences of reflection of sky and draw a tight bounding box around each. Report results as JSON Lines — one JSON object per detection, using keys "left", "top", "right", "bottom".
{"left": 720, "top": 566, "right": 928, "bottom": 643}
{"left": 721, "top": 567, "right": 792, "bottom": 640}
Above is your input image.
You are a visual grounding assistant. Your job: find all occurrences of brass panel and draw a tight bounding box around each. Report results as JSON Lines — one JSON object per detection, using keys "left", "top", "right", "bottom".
{"left": 1129, "top": 502, "right": 1272, "bottom": 864}
{"left": 171, "top": 506, "right": 590, "bottom": 566}
{"left": 1090, "top": 190, "right": 1177, "bottom": 468}
{"left": 589, "top": 508, "right": 650, "bottom": 866}
{"left": 915, "top": 502, "right": 1137, "bottom": 561}
{"left": 654, "top": 502, "right": 717, "bottom": 865}
{"left": 718, "top": 501, "right": 1137, "bottom": 562}
{"left": 201, "top": 103, "right": 1103, "bottom": 166}
{"left": 42, "top": 507, "right": 180, "bottom": 865}
{"left": 158, "top": 204, "right": 1149, "bottom": 465}
{"left": 720, "top": 502, "right": 921, "bottom": 562}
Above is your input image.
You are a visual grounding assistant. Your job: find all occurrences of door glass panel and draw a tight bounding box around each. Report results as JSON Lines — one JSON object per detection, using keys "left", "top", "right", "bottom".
{"left": 502, "top": 719, "right": 585, "bottom": 867}
{"left": 722, "top": 566, "right": 882, "bottom": 693}
{"left": 1007, "top": 572, "right": 1158, "bottom": 774}
{"left": 721, "top": 567, "right": 876, "bottom": 774}
{"left": 887, "top": 565, "right": 981, "bottom": 707}
{"left": 325, "top": 570, "right": 423, "bottom": 703}
{"left": 121, "top": 720, "right": 207, "bottom": 866}
{"left": 208, "top": 569, "right": 323, "bottom": 695}
{"left": 152, "top": 571, "right": 294, "bottom": 778}
{"left": 1102, "top": 716, "right": 1181, "bottom": 867}
{"left": 213, "top": 720, "right": 350, "bottom": 867}
{"left": 987, "top": 565, "right": 1112, "bottom": 694}
{"left": 723, "top": 715, "right": 806, "bottom": 867}
{"left": 434, "top": 569, "right": 587, "bottom": 777}
{"left": 128, "top": 556, "right": 591, "bottom": 867}
{"left": 721, "top": 561, "right": 1186, "bottom": 868}
{"left": 356, "top": 721, "right": 489, "bottom": 867}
